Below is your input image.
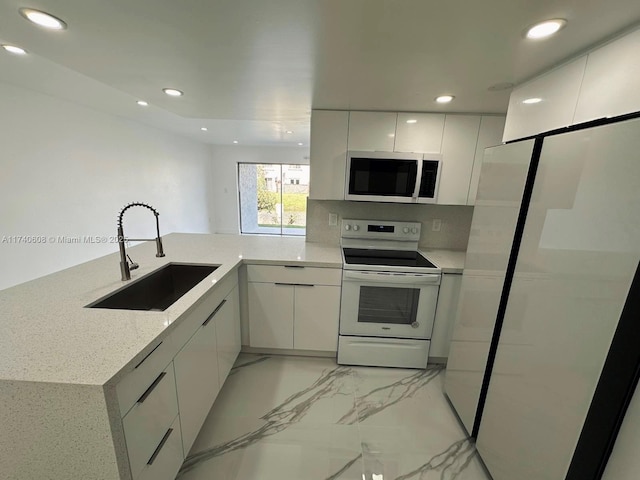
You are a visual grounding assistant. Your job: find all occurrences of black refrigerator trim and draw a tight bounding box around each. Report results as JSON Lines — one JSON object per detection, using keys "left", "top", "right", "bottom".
{"left": 565, "top": 261, "right": 640, "bottom": 480}
{"left": 470, "top": 136, "right": 545, "bottom": 438}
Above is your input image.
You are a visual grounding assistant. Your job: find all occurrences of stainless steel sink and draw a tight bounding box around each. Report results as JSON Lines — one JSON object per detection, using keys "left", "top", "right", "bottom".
{"left": 87, "top": 263, "right": 218, "bottom": 311}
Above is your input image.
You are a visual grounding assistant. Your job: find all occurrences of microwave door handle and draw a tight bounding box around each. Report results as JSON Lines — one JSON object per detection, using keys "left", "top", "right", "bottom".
{"left": 412, "top": 158, "right": 423, "bottom": 199}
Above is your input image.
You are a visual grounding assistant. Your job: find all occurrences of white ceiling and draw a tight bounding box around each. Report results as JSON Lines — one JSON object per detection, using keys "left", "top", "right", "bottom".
{"left": 1, "top": 0, "right": 640, "bottom": 146}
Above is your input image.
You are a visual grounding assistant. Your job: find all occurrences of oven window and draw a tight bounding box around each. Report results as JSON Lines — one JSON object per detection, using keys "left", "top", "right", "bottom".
{"left": 357, "top": 286, "right": 420, "bottom": 325}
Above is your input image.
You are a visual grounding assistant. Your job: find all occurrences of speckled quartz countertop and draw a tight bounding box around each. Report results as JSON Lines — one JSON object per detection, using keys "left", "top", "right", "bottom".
{"left": 0, "top": 233, "right": 342, "bottom": 387}
{"left": 419, "top": 248, "right": 466, "bottom": 274}
{"left": 0, "top": 233, "right": 464, "bottom": 388}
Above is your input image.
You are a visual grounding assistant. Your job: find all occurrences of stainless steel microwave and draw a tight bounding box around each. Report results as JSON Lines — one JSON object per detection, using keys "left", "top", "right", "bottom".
{"left": 345, "top": 151, "right": 442, "bottom": 203}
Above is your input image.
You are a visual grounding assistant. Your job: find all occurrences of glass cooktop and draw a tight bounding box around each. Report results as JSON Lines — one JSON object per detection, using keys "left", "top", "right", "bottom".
{"left": 342, "top": 248, "right": 437, "bottom": 268}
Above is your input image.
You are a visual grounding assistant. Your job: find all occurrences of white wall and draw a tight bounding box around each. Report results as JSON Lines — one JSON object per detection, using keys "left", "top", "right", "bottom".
{"left": 210, "top": 145, "right": 309, "bottom": 233}
{"left": 0, "top": 82, "right": 213, "bottom": 291}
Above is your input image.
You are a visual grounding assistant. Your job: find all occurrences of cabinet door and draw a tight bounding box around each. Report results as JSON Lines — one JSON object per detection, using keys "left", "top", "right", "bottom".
{"left": 348, "top": 111, "right": 397, "bottom": 151}
{"left": 248, "top": 282, "right": 294, "bottom": 349}
{"left": 137, "top": 415, "right": 184, "bottom": 480}
{"left": 309, "top": 110, "right": 349, "bottom": 200}
{"left": 294, "top": 285, "right": 341, "bottom": 351}
{"left": 429, "top": 273, "right": 462, "bottom": 358}
{"left": 467, "top": 115, "right": 506, "bottom": 205}
{"left": 122, "top": 366, "right": 179, "bottom": 479}
{"left": 502, "top": 56, "right": 587, "bottom": 142}
{"left": 216, "top": 286, "right": 241, "bottom": 386}
{"left": 574, "top": 29, "right": 640, "bottom": 124}
{"left": 395, "top": 113, "right": 445, "bottom": 153}
{"left": 437, "top": 115, "right": 481, "bottom": 205}
{"left": 174, "top": 310, "right": 220, "bottom": 456}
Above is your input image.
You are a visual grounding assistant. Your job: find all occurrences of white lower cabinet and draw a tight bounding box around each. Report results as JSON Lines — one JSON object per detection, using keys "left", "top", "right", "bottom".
{"left": 248, "top": 282, "right": 295, "bottom": 348}
{"left": 429, "top": 273, "right": 463, "bottom": 359}
{"left": 294, "top": 285, "right": 341, "bottom": 351}
{"left": 173, "top": 303, "right": 221, "bottom": 456}
{"left": 216, "top": 286, "right": 242, "bottom": 385}
{"left": 116, "top": 270, "right": 241, "bottom": 480}
{"left": 122, "top": 365, "right": 179, "bottom": 479}
{"left": 247, "top": 265, "right": 342, "bottom": 352}
{"left": 137, "top": 415, "right": 183, "bottom": 480}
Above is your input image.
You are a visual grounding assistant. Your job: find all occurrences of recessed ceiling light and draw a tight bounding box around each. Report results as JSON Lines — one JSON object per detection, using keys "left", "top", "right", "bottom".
{"left": 19, "top": 8, "right": 67, "bottom": 30}
{"left": 522, "top": 97, "right": 542, "bottom": 104}
{"left": 406, "top": 119, "right": 418, "bottom": 124}
{"left": 163, "top": 88, "right": 183, "bottom": 97}
{"left": 286, "top": 130, "right": 293, "bottom": 134}
{"left": 297, "top": 142, "right": 303, "bottom": 146}
{"left": 200, "top": 127, "right": 208, "bottom": 131}
{"left": 2, "top": 44, "right": 27, "bottom": 55}
{"left": 525, "top": 19, "right": 567, "bottom": 39}
{"left": 435, "top": 95, "right": 455, "bottom": 103}
{"left": 136, "top": 100, "right": 148, "bottom": 107}
{"left": 233, "top": 140, "right": 239, "bottom": 144}
{"left": 388, "top": 133, "right": 395, "bottom": 138}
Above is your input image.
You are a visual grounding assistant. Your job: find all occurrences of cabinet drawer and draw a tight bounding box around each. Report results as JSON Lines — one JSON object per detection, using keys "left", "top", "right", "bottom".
{"left": 169, "top": 270, "right": 238, "bottom": 352}
{"left": 137, "top": 415, "right": 184, "bottom": 480}
{"left": 246, "top": 265, "right": 341, "bottom": 285}
{"left": 123, "top": 364, "right": 179, "bottom": 479}
{"left": 116, "top": 338, "right": 177, "bottom": 417}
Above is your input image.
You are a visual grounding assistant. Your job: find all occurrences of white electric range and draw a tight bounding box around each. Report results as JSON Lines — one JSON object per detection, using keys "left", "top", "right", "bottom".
{"left": 337, "top": 219, "right": 441, "bottom": 369}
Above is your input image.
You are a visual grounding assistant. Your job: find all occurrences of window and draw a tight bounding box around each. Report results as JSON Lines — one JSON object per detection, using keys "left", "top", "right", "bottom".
{"left": 238, "top": 163, "right": 310, "bottom": 236}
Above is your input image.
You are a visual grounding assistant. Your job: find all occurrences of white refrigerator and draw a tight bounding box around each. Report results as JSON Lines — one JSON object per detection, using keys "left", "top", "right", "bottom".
{"left": 448, "top": 115, "right": 640, "bottom": 480}
{"left": 444, "top": 139, "right": 536, "bottom": 434}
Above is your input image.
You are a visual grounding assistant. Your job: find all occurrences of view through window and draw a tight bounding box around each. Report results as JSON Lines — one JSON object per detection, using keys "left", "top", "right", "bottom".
{"left": 238, "top": 163, "right": 310, "bottom": 236}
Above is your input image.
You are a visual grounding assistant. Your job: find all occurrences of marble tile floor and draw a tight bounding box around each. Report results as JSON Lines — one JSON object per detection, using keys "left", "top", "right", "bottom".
{"left": 176, "top": 354, "right": 491, "bottom": 480}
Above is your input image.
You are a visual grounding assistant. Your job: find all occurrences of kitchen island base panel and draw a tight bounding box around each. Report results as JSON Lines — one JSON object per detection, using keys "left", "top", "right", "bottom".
{"left": 0, "top": 380, "right": 124, "bottom": 480}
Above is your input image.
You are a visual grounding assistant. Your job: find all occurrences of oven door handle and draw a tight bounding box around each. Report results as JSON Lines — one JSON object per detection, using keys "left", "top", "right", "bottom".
{"left": 343, "top": 270, "right": 440, "bottom": 285}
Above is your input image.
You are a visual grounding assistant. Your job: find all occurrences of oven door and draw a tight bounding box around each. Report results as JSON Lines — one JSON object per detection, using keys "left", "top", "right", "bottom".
{"left": 340, "top": 270, "right": 440, "bottom": 339}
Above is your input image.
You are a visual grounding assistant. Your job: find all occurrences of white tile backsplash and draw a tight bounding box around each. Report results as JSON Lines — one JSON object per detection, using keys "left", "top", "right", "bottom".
{"left": 305, "top": 199, "right": 473, "bottom": 250}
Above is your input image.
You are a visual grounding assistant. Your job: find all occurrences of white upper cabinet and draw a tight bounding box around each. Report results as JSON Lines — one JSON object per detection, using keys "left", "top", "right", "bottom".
{"left": 395, "top": 113, "right": 445, "bottom": 153}
{"left": 503, "top": 56, "right": 587, "bottom": 142}
{"left": 309, "top": 109, "right": 505, "bottom": 204}
{"left": 309, "top": 110, "right": 349, "bottom": 200}
{"left": 347, "top": 111, "right": 397, "bottom": 151}
{"left": 467, "top": 116, "right": 507, "bottom": 205}
{"left": 574, "top": 29, "right": 640, "bottom": 124}
{"left": 437, "top": 115, "right": 481, "bottom": 205}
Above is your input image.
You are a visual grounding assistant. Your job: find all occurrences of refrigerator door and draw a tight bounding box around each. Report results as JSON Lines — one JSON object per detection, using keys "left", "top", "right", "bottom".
{"left": 444, "top": 139, "right": 535, "bottom": 434}
{"left": 476, "top": 118, "right": 640, "bottom": 480}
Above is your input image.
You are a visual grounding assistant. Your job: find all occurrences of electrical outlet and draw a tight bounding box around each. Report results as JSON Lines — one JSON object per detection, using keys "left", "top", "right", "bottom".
{"left": 432, "top": 219, "right": 441, "bottom": 232}
{"left": 329, "top": 213, "right": 338, "bottom": 226}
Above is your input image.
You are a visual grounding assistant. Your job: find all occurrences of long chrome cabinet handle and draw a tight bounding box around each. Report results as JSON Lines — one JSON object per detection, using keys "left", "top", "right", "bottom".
{"left": 137, "top": 371, "right": 167, "bottom": 403}
{"left": 275, "top": 283, "right": 315, "bottom": 287}
{"left": 134, "top": 341, "right": 162, "bottom": 369}
{"left": 202, "top": 299, "right": 227, "bottom": 326}
{"left": 147, "top": 428, "right": 173, "bottom": 465}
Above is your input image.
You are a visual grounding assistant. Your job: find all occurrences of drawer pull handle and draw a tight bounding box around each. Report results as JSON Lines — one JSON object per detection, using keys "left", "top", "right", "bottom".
{"left": 284, "top": 265, "right": 304, "bottom": 269}
{"left": 134, "top": 342, "right": 162, "bottom": 369}
{"left": 202, "top": 299, "right": 227, "bottom": 326}
{"left": 295, "top": 283, "right": 315, "bottom": 287}
{"left": 275, "top": 283, "right": 315, "bottom": 287}
{"left": 137, "top": 371, "right": 166, "bottom": 404}
{"left": 275, "top": 282, "right": 293, "bottom": 286}
{"left": 147, "top": 428, "right": 173, "bottom": 465}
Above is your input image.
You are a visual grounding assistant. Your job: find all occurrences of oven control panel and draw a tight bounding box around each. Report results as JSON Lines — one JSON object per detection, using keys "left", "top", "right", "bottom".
{"left": 341, "top": 219, "right": 421, "bottom": 242}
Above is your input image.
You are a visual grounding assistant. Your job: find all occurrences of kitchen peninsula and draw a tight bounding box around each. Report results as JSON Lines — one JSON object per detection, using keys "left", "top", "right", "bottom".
{"left": 0, "top": 234, "right": 341, "bottom": 480}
